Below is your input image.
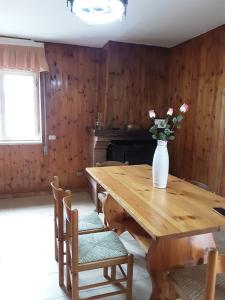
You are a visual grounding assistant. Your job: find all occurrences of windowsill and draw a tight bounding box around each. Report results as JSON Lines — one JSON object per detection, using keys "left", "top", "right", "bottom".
{"left": 0, "top": 140, "right": 42, "bottom": 145}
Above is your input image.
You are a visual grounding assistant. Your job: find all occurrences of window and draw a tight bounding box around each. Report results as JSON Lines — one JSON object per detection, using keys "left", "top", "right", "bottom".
{"left": 0, "top": 70, "right": 41, "bottom": 144}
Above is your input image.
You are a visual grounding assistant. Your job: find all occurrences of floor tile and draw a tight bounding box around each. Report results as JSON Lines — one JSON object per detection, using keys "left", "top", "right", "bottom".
{"left": 0, "top": 192, "right": 152, "bottom": 300}
{"left": 1, "top": 192, "right": 224, "bottom": 300}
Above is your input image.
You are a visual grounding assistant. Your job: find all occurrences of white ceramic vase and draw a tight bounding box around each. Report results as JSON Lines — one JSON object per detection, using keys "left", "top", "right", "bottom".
{"left": 152, "top": 140, "right": 169, "bottom": 188}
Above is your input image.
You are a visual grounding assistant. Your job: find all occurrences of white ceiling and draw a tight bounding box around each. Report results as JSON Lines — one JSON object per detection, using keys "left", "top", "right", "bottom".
{"left": 0, "top": 0, "right": 224, "bottom": 48}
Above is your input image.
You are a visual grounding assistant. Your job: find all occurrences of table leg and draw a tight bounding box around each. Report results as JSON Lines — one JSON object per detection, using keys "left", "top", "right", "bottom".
{"left": 103, "top": 195, "right": 127, "bottom": 234}
{"left": 146, "top": 233, "right": 216, "bottom": 300}
{"left": 100, "top": 193, "right": 216, "bottom": 299}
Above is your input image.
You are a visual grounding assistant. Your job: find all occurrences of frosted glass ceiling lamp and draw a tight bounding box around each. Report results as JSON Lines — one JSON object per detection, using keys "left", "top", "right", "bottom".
{"left": 67, "top": 0, "right": 128, "bottom": 24}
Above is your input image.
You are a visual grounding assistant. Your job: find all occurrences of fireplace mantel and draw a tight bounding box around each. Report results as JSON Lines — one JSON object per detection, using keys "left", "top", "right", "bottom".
{"left": 87, "top": 127, "right": 152, "bottom": 140}
{"left": 87, "top": 127, "right": 153, "bottom": 167}
{"left": 87, "top": 127, "right": 155, "bottom": 204}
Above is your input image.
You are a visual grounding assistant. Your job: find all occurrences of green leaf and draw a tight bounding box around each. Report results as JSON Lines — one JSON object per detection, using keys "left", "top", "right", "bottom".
{"left": 177, "top": 114, "right": 183, "bottom": 122}
{"left": 159, "top": 120, "right": 166, "bottom": 128}
{"left": 152, "top": 135, "right": 157, "bottom": 139}
{"left": 177, "top": 124, "right": 182, "bottom": 129}
{"left": 172, "top": 117, "right": 177, "bottom": 124}
{"left": 169, "top": 136, "right": 175, "bottom": 140}
{"left": 149, "top": 126, "right": 157, "bottom": 134}
{"left": 164, "top": 127, "right": 174, "bottom": 135}
{"left": 164, "top": 128, "right": 172, "bottom": 136}
{"left": 159, "top": 132, "right": 167, "bottom": 141}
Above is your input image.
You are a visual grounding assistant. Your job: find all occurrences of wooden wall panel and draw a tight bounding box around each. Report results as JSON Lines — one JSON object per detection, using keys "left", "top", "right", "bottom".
{"left": 167, "top": 25, "right": 225, "bottom": 196}
{"left": 2, "top": 25, "right": 225, "bottom": 196}
{"left": 97, "top": 43, "right": 109, "bottom": 125}
{"left": 0, "top": 41, "right": 168, "bottom": 194}
{"left": 0, "top": 43, "right": 100, "bottom": 194}
{"left": 100, "top": 41, "right": 168, "bottom": 129}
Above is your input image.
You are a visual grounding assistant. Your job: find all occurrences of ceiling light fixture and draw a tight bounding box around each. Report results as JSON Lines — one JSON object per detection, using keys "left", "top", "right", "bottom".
{"left": 67, "top": 0, "right": 128, "bottom": 24}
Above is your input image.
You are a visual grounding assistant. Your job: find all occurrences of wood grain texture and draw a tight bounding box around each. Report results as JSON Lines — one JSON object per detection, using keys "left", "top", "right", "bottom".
{"left": 1, "top": 24, "right": 225, "bottom": 195}
{"left": 98, "top": 41, "right": 168, "bottom": 129}
{"left": 167, "top": 25, "right": 225, "bottom": 197}
{"left": 0, "top": 43, "right": 100, "bottom": 193}
{"left": 0, "top": 41, "right": 168, "bottom": 194}
{"left": 86, "top": 164, "right": 225, "bottom": 239}
{"left": 87, "top": 164, "right": 217, "bottom": 299}
{"left": 148, "top": 233, "right": 215, "bottom": 299}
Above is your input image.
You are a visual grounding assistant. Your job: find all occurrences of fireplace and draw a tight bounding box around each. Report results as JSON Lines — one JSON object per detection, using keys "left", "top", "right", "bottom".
{"left": 87, "top": 127, "right": 156, "bottom": 204}
{"left": 107, "top": 140, "right": 156, "bottom": 165}
{"left": 87, "top": 127, "right": 156, "bottom": 167}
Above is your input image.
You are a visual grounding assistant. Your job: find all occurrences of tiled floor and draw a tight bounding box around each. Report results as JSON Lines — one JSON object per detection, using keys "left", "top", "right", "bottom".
{"left": 1, "top": 193, "right": 225, "bottom": 300}
{"left": 0, "top": 193, "right": 152, "bottom": 300}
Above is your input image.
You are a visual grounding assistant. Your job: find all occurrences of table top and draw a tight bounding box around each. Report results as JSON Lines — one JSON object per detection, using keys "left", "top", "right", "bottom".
{"left": 86, "top": 164, "right": 225, "bottom": 240}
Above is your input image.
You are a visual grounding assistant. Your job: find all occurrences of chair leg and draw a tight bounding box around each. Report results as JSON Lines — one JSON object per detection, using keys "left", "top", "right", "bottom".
{"left": 126, "top": 255, "right": 133, "bottom": 300}
{"left": 66, "top": 241, "right": 72, "bottom": 291}
{"left": 54, "top": 220, "right": 58, "bottom": 261}
{"left": 58, "top": 239, "right": 64, "bottom": 287}
{"left": 103, "top": 267, "right": 109, "bottom": 279}
{"left": 55, "top": 238, "right": 58, "bottom": 261}
{"left": 54, "top": 200, "right": 58, "bottom": 260}
{"left": 161, "top": 275, "right": 178, "bottom": 300}
{"left": 72, "top": 272, "right": 79, "bottom": 300}
{"left": 66, "top": 268, "right": 71, "bottom": 292}
{"left": 111, "top": 266, "right": 116, "bottom": 280}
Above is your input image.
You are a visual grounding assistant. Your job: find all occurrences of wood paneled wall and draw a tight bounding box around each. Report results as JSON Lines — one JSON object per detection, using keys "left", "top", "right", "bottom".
{"left": 0, "top": 41, "right": 168, "bottom": 194}
{"left": 99, "top": 41, "right": 168, "bottom": 129}
{"left": 1, "top": 25, "right": 225, "bottom": 196}
{"left": 0, "top": 43, "right": 100, "bottom": 193}
{"left": 167, "top": 25, "right": 225, "bottom": 196}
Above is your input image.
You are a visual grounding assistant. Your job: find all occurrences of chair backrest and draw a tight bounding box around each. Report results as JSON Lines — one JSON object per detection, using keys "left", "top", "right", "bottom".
{"left": 63, "top": 193, "right": 79, "bottom": 273}
{"left": 205, "top": 248, "right": 225, "bottom": 300}
{"left": 51, "top": 176, "right": 64, "bottom": 218}
{"left": 51, "top": 176, "right": 67, "bottom": 241}
{"left": 96, "top": 161, "right": 129, "bottom": 167}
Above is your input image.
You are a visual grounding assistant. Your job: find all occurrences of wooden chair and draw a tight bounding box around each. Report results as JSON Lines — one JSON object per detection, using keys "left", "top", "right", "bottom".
{"left": 188, "top": 179, "right": 225, "bottom": 256}
{"left": 51, "top": 176, "right": 106, "bottom": 287}
{"left": 63, "top": 193, "right": 134, "bottom": 300}
{"left": 164, "top": 248, "right": 225, "bottom": 300}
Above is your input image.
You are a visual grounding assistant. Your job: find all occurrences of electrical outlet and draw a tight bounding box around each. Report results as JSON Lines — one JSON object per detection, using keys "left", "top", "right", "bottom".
{"left": 48, "top": 135, "right": 57, "bottom": 141}
{"left": 76, "top": 171, "right": 84, "bottom": 177}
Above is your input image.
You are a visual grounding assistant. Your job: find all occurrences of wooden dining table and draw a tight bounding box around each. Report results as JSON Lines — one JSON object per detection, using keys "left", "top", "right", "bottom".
{"left": 86, "top": 164, "right": 225, "bottom": 299}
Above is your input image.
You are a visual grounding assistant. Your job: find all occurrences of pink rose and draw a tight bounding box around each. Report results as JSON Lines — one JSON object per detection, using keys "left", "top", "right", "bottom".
{"left": 167, "top": 108, "right": 173, "bottom": 116}
{"left": 148, "top": 109, "right": 156, "bottom": 119}
{"left": 180, "top": 103, "right": 189, "bottom": 113}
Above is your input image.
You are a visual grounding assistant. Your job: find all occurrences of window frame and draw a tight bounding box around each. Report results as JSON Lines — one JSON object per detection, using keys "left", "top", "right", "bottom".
{"left": 0, "top": 69, "right": 42, "bottom": 145}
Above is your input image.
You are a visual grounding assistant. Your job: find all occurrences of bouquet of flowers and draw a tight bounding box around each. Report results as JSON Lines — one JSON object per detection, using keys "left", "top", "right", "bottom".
{"left": 148, "top": 103, "right": 189, "bottom": 141}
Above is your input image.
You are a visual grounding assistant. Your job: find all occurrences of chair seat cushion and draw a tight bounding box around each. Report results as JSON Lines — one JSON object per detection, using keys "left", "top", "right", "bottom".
{"left": 78, "top": 211, "right": 104, "bottom": 232}
{"left": 78, "top": 231, "right": 128, "bottom": 264}
{"left": 170, "top": 264, "right": 225, "bottom": 300}
{"left": 63, "top": 211, "right": 104, "bottom": 233}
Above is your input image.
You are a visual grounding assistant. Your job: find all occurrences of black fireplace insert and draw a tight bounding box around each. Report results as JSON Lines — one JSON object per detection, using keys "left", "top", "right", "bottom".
{"left": 107, "top": 139, "right": 156, "bottom": 165}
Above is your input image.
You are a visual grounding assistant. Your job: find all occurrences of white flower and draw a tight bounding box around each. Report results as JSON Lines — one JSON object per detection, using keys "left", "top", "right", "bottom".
{"left": 167, "top": 108, "right": 173, "bottom": 116}
{"left": 180, "top": 103, "right": 189, "bottom": 113}
{"left": 148, "top": 109, "right": 156, "bottom": 118}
